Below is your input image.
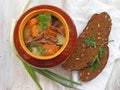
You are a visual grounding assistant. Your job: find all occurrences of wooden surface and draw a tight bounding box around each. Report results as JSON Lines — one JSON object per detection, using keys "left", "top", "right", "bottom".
{"left": 0, "top": 0, "right": 120, "bottom": 90}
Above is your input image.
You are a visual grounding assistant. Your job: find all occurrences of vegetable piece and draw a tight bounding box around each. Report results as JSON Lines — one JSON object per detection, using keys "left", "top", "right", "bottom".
{"left": 36, "top": 24, "right": 43, "bottom": 33}
{"left": 27, "top": 41, "right": 36, "bottom": 51}
{"left": 36, "top": 46, "right": 48, "bottom": 56}
{"left": 37, "top": 14, "right": 51, "bottom": 29}
{"left": 23, "top": 27, "right": 30, "bottom": 41}
{"left": 90, "top": 56, "right": 100, "bottom": 71}
{"left": 44, "top": 30, "right": 57, "bottom": 37}
{"left": 84, "top": 36, "right": 96, "bottom": 47}
{"left": 27, "top": 18, "right": 38, "bottom": 28}
{"left": 30, "top": 25, "right": 39, "bottom": 37}
{"left": 43, "top": 44, "right": 59, "bottom": 55}
{"left": 28, "top": 44, "right": 48, "bottom": 56}
{"left": 57, "top": 34, "right": 65, "bottom": 45}
{"left": 47, "top": 21, "right": 52, "bottom": 28}
{"left": 32, "top": 47, "right": 40, "bottom": 55}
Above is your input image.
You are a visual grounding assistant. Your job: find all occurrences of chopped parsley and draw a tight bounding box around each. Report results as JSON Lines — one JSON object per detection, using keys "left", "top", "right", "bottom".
{"left": 98, "top": 47, "right": 105, "bottom": 58}
{"left": 27, "top": 42, "right": 48, "bottom": 56}
{"left": 90, "top": 56, "right": 100, "bottom": 72}
{"left": 27, "top": 41, "right": 36, "bottom": 51}
{"left": 84, "top": 36, "right": 96, "bottom": 47}
{"left": 37, "top": 14, "right": 51, "bottom": 29}
{"left": 37, "top": 46, "right": 48, "bottom": 55}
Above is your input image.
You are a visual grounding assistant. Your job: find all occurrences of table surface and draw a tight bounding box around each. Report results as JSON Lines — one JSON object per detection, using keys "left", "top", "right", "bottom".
{"left": 0, "top": 0, "right": 120, "bottom": 90}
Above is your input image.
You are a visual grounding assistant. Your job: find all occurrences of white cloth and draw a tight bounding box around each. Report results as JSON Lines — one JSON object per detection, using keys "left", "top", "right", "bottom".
{"left": 29, "top": 0, "right": 120, "bottom": 90}
{"left": 63, "top": 0, "right": 120, "bottom": 90}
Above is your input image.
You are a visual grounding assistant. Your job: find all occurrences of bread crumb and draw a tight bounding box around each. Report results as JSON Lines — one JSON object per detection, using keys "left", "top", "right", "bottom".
{"left": 75, "top": 66, "right": 79, "bottom": 68}
{"left": 81, "top": 35, "right": 85, "bottom": 38}
{"left": 87, "top": 72, "right": 90, "bottom": 75}
{"left": 70, "top": 66, "right": 73, "bottom": 68}
{"left": 98, "top": 37, "right": 101, "bottom": 40}
{"left": 108, "top": 18, "right": 111, "bottom": 21}
{"left": 90, "top": 57, "right": 92, "bottom": 60}
{"left": 105, "top": 38, "right": 107, "bottom": 41}
{"left": 109, "top": 27, "right": 111, "bottom": 30}
{"left": 82, "top": 44, "right": 85, "bottom": 47}
{"left": 80, "top": 73, "right": 82, "bottom": 76}
{"left": 105, "top": 15, "right": 108, "bottom": 18}
{"left": 86, "top": 27, "right": 89, "bottom": 30}
{"left": 68, "top": 69, "right": 71, "bottom": 71}
{"left": 94, "top": 46, "right": 96, "bottom": 48}
{"left": 80, "top": 53, "right": 84, "bottom": 57}
{"left": 76, "top": 57, "right": 80, "bottom": 61}
{"left": 83, "top": 49, "right": 85, "bottom": 52}
{"left": 98, "top": 23, "right": 100, "bottom": 27}
{"left": 97, "top": 32, "right": 100, "bottom": 35}
{"left": 102, "top": 39, "right": 104, "bottom": 41}
{"left": 97, "top": 70, "right": 100, "bottom": 72}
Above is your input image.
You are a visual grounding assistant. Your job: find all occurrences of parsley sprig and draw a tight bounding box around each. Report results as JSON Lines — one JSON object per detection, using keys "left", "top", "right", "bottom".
{"left": 37, "top": 14, "right": 51, "bottom": 29}
{"left": 90, "top": 48, "right": 105, "bottom": 72}
{"left": 90, "top": 56, "right": 100, "bottom": 71}
{"left": 84, "top": 35, "right": 96, "bottom": 47}
{"left": 90, "top": 40, "right": 114, "bottom": 71}
{"left": 84, "top": 36, "right": 114, "bottom": 71}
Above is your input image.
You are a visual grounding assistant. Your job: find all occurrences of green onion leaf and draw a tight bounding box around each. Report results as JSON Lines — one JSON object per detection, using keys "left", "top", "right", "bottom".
{"left": 16, "top": 55, "right": 43, "bottom": 90}
{"left": 43, "top": 70, "right": 82, "bottom": 85}
{"left": 34, "top": 68, "right": 74, "bottom": 88}
{"left": 11, "top": 20, "right": 43, "bottom": 90}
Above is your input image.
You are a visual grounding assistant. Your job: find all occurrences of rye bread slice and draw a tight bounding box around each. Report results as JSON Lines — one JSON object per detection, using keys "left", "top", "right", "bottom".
{"left": 62, "top": 12, "right": 112, "bottom": 71}
{"left": 79, "top": 45, "right": 109, "bottom": 81}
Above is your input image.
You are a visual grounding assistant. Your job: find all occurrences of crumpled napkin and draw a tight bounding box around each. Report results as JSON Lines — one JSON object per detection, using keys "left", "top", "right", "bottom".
{"left": 64, "top": 0, "right": 120, "bottom": 90}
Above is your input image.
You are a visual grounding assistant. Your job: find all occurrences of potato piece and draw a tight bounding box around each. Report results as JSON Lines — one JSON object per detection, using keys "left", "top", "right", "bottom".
{"left": 32, "top": 47, "right": 40, "bottom": 55}
{"left": 57, "top": 34, "right": 65, "bottom": 45}
{"left": 23, "top": 27, "right": 30, "bottom": 41}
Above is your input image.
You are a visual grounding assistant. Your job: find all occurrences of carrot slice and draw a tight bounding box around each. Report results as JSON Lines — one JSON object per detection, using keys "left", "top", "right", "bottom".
{"left": 30, "top": 25, "right": 39, "bottom": 37}
{"left": 43, "top": 44, "right": 59, "bottom": 55}
{"left": 44, "top": 30, "right": 57, "bottom": 37}
{"left": 27, "top": 18, "right": 38, "bottom": 28}
{"left": 47, "top": 21, "right": 52, "bottom": 28}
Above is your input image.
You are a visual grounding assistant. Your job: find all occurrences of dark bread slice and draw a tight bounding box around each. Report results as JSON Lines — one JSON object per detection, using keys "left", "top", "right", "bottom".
{"left": 62, "top": 12, "right": 112, "bottom": 71}
{"left": 79, "top": 45, "right": 109, "bottom": 81}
